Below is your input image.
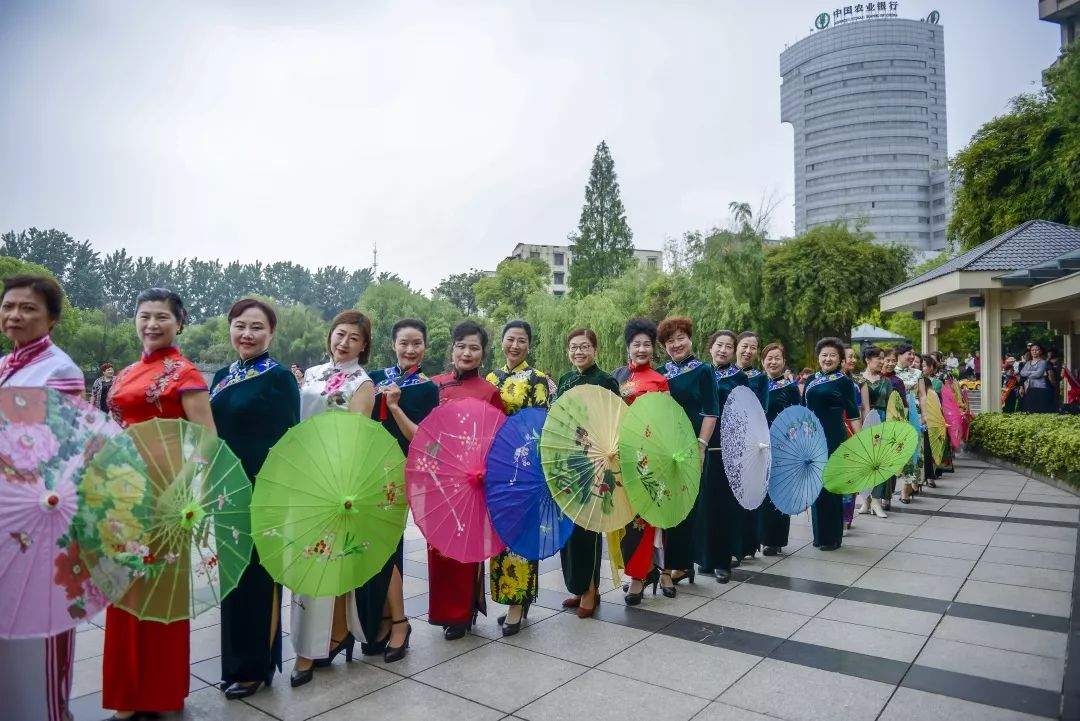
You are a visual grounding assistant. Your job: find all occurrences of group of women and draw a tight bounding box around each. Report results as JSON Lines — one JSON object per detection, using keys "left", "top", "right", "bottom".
{"left": 0, "top": 274, "right": 959, "bottom": 721}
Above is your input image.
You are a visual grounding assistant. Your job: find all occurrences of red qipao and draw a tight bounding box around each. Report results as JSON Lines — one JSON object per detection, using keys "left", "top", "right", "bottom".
{"left": 102, "top": 347, "right": 208, "bottom": 712}
{"left": 614, "top": 363, "right": 670, "bottom": 580}
{"left": 426, "top": 369, "right": 506, "bottom": 626}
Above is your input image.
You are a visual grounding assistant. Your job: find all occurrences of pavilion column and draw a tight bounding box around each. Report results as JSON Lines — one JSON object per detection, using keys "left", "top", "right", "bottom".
{"left": 977, "top": 290, "right": 1002, "bottom": 413}
{"left": 923, "top": 320, "right": 939, "bottom": 354}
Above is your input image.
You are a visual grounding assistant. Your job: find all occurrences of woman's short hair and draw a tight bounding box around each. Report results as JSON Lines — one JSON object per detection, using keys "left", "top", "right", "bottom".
{"left": 883, "top": 346, "right": 898, "bottom": 359}
{"left": 327, "top": 310, "right": 372, "bottom": 364}
{"left": 501, "top": 319, "right": 532, "bottom": 343}
{"left": 99, "top": 362, "right": 113, "bottom": 373}
{"left": 392, "top": 318, "right": 427, "bottom": 342}
{"left": 737, "top": 330, "right": 760, "bottom": 344}
{"left": 814, "top": 336, "right": 846, "bottom": 358}
{"left": 862, "top": 345, "right": 885, "bottom": 362}
{"left": 136, "top": 288, "right": 188, "bottom": 331}
{"left": 452, "top": 320, "right": 489, "bottom": 351}
{"left": 896, "top": 342, "right": 914, "bottom": 355}
{"left": 624, "top": 317, "right": 657, "bottom": 347}
{"left": 1029, "top": 340, "right": 1046, "bottom": 354}
{"left": 1, "top": 274, "right": 65, "bottom": 321}
{"left": 761, "top": 342, "right": 785, "bottom": 360}
{"left": 227, "top": 298, "right": 277, "bottom": 331}
{"left": 566, "top": 328, "right": 598, "bottom": 349}
{"left": 657, "top": 316, "right": 693, "bottom": 344}
{"left": 920, "top": 354, "right": 938, "bottom": 372}
{"left": 706, "top": 329, "right": 737, "bottom": 350}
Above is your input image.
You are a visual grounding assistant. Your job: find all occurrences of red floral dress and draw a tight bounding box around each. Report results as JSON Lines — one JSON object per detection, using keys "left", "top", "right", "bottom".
{"left": 102, "top": 346, "right": 207, "bottom": 712}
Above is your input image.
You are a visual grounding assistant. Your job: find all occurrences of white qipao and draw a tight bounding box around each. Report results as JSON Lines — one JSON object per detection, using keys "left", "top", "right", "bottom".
{"left": 290, "top": 359, "right": 373, "bottom": 658}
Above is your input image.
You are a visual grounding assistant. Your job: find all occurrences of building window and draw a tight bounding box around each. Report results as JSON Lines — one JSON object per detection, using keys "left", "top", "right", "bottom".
{"left": 553, "top": 252, "right": 564, "bottom": 266}
{"left": 529, "top": 251, "right": 540, "bottom": 259}
{"left": 553, "top": 271, "right": 565, "bottom": 285}
{"left": 553, "top": 290, "right": 565, "bottom": 298}
{"left": 647, "top": 257, "right": 658, "bottom": 269}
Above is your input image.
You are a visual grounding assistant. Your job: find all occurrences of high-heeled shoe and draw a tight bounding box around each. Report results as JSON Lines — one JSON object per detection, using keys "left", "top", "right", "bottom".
{"left": 384, "top": 619, "right": 411, "bottom": 662}
{"left": 313, "top": 632, "right": 355, "bottom": 668}
{"left": 444, "top": 610, "right": 476, "bottom": 640}
{"left": 290, "top": 662, "right": 314, "bottom": 688}
{"left": 361, "top": 616, "right": 391, "bottom": 656}
{"left": 671, "top": 567, "right": 695, "bottom": 585}
{"left": 624, "top": 568, "right": 660, "bottom": 606}
{"left": 576, "top": 588, "right": 600, "bottom": 619}
{"left": 562, "top": 595, "right": 581, "bottom": 608}
{"left": 223, "top": 679, "right": 269, "bottom": 700}
{"left": 659, "top": 572, "right": 677, "bottom": 599}
{"left": 501, "top": 601, "right": 531, "bottom": 636}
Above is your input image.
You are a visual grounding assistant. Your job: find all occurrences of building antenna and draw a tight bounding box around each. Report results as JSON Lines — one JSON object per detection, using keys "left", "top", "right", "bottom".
{"left": 372, "top": 241, "right": 379, "bottom": 277}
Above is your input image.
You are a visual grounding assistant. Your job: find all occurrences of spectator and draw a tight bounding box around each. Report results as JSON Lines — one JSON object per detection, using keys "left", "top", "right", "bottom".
{"left": 89, "top": 362, "right": 115, "bottom": 412}
{"left": 1019, "top": 342, "right": 1056, "bottom": 413}
{"left": 945, "top": 352, "right": 959, "bottom": 376}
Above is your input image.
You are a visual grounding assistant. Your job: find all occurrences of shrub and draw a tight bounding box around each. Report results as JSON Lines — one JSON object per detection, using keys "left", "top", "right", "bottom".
{"left": 967, "top": 413, "right": 1080, "bottom": 485}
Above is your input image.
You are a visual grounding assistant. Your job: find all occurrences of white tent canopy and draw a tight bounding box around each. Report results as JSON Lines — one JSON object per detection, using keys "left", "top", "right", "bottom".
{"left": 850, "top": 323, "right": 908, "bottom": 344}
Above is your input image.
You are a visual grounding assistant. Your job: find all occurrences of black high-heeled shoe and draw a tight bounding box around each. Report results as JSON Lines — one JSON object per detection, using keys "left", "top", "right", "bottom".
{"left": 659, "top": 572, "right": 677, "bottom": 599}
{"left": 313, "top": 632, "right": 355, "bottom": 668}
{"left": 290, "top": 663, "right": 314, "bottom": 688}
{"left": 671, "top": 567, "right": 695, "bottom": 585}
{"left": 362, "top": 616, "right": 391, "bottom": 656}
{"left": 384, "top": 619, "right": 412, "bottom": 662}
{"left": 500, "top": 600, "right": 531, "bottom": 637}
{"left": 624, "top": 568, "right": 660, "bottom": 606}
{"left": 223, "top": 678, "right": 269, "bottom": 700}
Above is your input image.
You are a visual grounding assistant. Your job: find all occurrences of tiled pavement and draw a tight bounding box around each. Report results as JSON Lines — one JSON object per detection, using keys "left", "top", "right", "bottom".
{"left": 71, "top": 457, "right": 1079, "bottom": 721}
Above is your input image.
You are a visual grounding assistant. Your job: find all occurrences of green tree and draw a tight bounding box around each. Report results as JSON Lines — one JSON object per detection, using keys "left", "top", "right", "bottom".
{"left": 473, "top": 258, "right": 549, "bottom": 322}
{"left": 567, "top": 141, "right": 635, "bottom": 295}
{"left": 273, "top": 304, "right": 330, "bottom": 370}
{"left": 761, "top": 225, "right": 910, "bottom": 365}
{"left": 358, "top": 280, "right": 464, "bottom": 373}
{"left": 433, "top": 269, "right": 486, "bottom": 315}
{"left": 949, "top": 42, "right": 1080, "bottom": 250}
{"left": 64, "top": 307, "right": 142, "bottom": 375}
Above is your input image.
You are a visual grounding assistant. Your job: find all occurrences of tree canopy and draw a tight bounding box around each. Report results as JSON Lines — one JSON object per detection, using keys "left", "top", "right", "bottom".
{"left": 567, "top": 141, "right": 635, "bottom": 296}
{"left": 949, "top": 41, "right": 1080, "bottom": 250}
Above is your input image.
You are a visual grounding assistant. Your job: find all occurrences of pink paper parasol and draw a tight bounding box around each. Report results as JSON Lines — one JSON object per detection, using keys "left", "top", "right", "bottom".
{"left": 406, "top": 398, "right": 507, "bottom": 563}
{"left": 0, "top": 388, "right": 119, "bottom": 638}
{"left": 941, "top": 383, "right": 964, "bottom": 450}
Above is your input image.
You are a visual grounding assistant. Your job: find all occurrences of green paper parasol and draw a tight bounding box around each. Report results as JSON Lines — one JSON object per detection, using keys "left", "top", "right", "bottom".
{"left": 541, "top": 384, "right": 632, "bottom": 533}
{"left": 74, "top": 418, "right": 251, "bottom": 622}
{"left": 252, "top": 411, "right": 406, "bottom": 597}
{"left": 617, "top": 392, "right": 701, "bottom": 528}
{"left": 822, "top": 420, "right": 919, "bottom": 495}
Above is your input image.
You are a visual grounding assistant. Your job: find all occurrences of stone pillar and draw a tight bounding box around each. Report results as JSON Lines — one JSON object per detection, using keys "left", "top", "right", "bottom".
{"left": 977, "top": 290, "right": 1002, "bottom": 413}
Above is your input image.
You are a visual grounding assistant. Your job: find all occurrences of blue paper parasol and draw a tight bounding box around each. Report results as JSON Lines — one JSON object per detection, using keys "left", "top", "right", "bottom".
{"left": 906, "top": 391, "right": 922, "bottom": 466}
{"left": 767, "top": 406, "right": 828, "bottom": 515}
{"left": 485, "top": 407, "right": 573, "bottom": 560}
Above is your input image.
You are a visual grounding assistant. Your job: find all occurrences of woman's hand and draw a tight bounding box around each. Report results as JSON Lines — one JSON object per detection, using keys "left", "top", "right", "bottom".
{"left": 384, "top": 382, "right": 402, "bottom": 409}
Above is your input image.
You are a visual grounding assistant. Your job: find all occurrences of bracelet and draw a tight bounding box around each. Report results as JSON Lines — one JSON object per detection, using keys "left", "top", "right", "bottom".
{"left": 697, "top": 438, "right": 708, "bottom": 447}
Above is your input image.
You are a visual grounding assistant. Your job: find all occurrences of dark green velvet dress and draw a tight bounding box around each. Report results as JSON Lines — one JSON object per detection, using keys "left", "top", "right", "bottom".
{"left": 555, "top": 364, "right": 621, "bottom": 595}
{"left": 759, "top": 376, "right": 801, "bottom": 548}
{"left": 803, "top": 371, "right": 860, "bottom": 548}
{"left": 659, "top": 356, "right": 720, "bottom": 571}
{"left": 209, "top": 353, "right": 301, "bottom": 686}
{"left": 696, "top": 363, "right": 748, "bottom": 573}
{"left": 355, "top": 366, "right": 439, "bottom": 644}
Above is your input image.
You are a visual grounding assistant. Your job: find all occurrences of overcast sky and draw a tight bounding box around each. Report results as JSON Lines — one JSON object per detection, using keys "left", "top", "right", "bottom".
{"left": 0, "top": 1, "right": 1061, "bottom": 291}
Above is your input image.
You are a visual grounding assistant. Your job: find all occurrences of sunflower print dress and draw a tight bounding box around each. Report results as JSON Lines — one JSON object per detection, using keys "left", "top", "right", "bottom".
{"left": 486, "top": 361, "right": 557, "bottom": 605}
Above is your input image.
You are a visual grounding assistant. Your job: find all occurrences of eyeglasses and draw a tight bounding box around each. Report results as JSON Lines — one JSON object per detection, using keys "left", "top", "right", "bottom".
{"left": 568, "top": 344, "right": 593, "bottom": 352}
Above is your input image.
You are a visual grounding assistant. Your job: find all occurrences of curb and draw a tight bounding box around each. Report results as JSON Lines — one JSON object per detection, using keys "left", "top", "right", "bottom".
{"left": 965, "top": 448, "right": 1080, "bottom": 498}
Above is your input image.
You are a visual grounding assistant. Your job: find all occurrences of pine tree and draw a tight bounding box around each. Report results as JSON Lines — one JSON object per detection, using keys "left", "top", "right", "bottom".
{"left": 567, "top": 141, "right": 634, "bottom": 296}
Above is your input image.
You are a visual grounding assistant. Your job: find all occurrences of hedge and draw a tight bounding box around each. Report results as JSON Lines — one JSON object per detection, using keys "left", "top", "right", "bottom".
{"left": 967, "top": 413, "right": 1080, "bottom": 485}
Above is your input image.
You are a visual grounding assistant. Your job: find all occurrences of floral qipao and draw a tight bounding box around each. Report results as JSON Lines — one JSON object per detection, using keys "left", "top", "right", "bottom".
{"left": 485, "top": 362, "right": 556, "bottom": 605}
{"left": 300, "top": 359, "right": 371, "bottom": 416}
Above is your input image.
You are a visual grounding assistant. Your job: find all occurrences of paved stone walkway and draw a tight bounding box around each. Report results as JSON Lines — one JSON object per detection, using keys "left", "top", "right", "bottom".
{"left": 71, "top": 457, "right": 1078, "bottom": 721}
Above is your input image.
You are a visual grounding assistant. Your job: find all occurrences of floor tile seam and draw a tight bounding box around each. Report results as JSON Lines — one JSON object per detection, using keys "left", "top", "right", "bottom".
{"left": 503, "top": 632, "right": 660, "bottom": 717}
{"left": 898, "top": 665, "right": 1063, "bottom": 719}
{"left": 924, "top": 491, "right": 1078, "bottom": 509}
{"left": 238, "top": 691, "right": 288, "bottom": 721}
{"left": 387, "top": 674, "right": 512, "bottom": 719}
{"left": 967, "top": 560, "right": 1076, "bottom": 593}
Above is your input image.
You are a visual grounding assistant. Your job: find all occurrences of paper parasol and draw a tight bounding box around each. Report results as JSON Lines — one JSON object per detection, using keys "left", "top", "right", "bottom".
{"left": 407, "top": 398, "right": 506, "bottom": 563}
{"left": 767, "top": 406, "right": 827, "bottom": 516}
{"left": 719, "top": 386, "right": 772, "bottom": 510}
{"left": 74, "top": 418, "right": 251, "bottom": 622}
{"left": 618, "top": 392, "right": 701, "bottom": 528}
{"left": 0, "top": 388, "right": 119, "bottom": 638}
{"left": 822, "top": 420, "right": 919, "bottom": 495}
{"left": 253, "top": 411, "right": 407, "bottom": 596}
{"left": 540, "top": 384, "right": 632, "bottom": 533}
{"left": 485, "top": 407, "right": 572, "bottom": 560}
